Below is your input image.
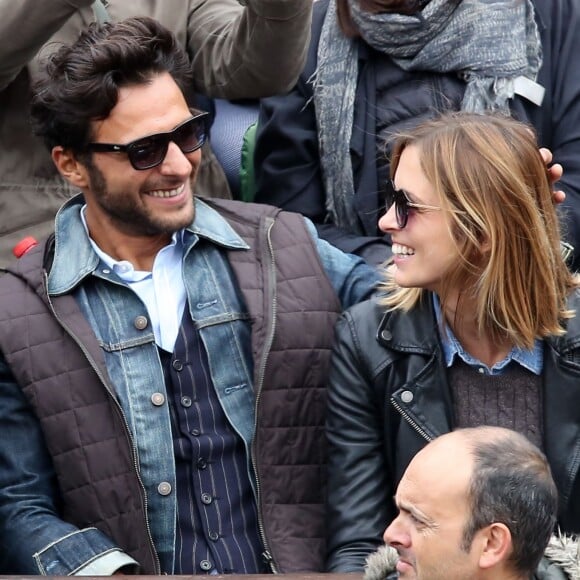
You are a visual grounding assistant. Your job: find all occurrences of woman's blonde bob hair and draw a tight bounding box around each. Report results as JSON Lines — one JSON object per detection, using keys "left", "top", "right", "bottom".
{"left": 381, "top": 112, "right": 579, "bottom": 348}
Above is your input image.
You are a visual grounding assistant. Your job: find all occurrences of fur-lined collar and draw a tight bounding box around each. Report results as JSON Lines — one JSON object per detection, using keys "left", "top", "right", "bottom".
{"left": 363, "top": 534, "right": 580, "bottom": 579}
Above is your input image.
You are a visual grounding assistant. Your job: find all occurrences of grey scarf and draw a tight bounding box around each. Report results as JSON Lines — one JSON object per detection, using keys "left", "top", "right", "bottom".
{"left": 313, "top": 0, "right": 542, "bottom": 234}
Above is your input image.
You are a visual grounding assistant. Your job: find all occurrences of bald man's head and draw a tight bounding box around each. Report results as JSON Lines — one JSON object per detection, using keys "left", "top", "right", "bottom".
{"left": 385, "top": 427, "right": 557, "bottom": 580}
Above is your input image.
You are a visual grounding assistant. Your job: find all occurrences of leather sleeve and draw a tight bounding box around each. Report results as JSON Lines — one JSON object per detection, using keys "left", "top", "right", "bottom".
{"left": 325, "top": 310, "right": 395, "bottom": 571}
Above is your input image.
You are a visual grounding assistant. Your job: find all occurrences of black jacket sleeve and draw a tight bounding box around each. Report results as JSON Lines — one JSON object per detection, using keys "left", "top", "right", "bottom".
{"left": 325, "top": 311, "right": 394, "bottom": 571}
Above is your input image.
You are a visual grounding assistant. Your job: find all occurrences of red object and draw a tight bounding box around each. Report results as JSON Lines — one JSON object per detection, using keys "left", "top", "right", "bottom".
{"left": 12, "top": 236, "right": 38, "bottom": 258}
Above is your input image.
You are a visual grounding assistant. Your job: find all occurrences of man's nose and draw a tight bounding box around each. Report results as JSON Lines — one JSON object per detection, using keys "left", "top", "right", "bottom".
{"left": 383, "top": 515, "right": 410, "bottom": 548}
{"left": 159, "top": 141, "right": 194, "bottom": 176}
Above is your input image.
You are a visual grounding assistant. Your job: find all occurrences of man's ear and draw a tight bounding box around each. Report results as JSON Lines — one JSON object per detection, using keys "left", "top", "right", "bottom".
{"left": 52, "top": 146, "right": 90, "bottom": 189}
{"left": 478, "top": 523, "right": 513, "bottom": 570}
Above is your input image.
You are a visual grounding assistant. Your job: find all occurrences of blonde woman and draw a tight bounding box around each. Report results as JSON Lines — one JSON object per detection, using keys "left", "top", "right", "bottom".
{"left": 326, "top": 112, "right": 580, "bottom": 573}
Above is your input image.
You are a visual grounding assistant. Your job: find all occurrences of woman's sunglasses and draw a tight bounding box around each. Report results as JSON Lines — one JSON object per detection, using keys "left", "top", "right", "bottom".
{"left": 85, "top": 110, "right": 210, "bottom": 170}
{"left": 386, "top": 184, "right": 442, "bottom": 228}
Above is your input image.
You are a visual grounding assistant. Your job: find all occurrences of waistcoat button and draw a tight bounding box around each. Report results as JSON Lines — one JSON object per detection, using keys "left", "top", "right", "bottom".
{"left": 181, "top": 396, "right": 192, "bottom": 408}
{"left": 401, "top": 390, "right": 414, "bottom": 404}
{"left": 191, "top": 428, "right": 201, "bottom": 437}
{"left": 151, "top": 392, "right": 165, "bottom": 406}
{"left": 200, "top": 560, "right": 213, "bottom": 571}
{"left": 172, "top": 359, "right": 184, "bottom": 371}
{"left": 134, "top": 315, "right": 148, "bottom": 330}
{"left": 201, "top": 492, "right": 213, "bottom": 505}
{"left": 197, "top": 457, "right": 208, "bottom": 470}
{"left": 157, "top": 481, "right": 172, "bottom": 496}
{"left": 208, "top": 531, "right": 219, "bottom": 542}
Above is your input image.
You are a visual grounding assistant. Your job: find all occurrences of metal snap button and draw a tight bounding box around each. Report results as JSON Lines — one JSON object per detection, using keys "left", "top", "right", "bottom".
{"left": 157, "top": 482, "right": 172, "bottom": 496}
{"left": 380, "top": 329, "right": 392, "bottom": 341}
{"left": 151, "top": 392, "right": 165, "bottom": 406}
{"left": 134, "top": 315, "right": 148, "bottom": 330}
{"left": 401, "top": 390, "right": 414, "bottom": 404}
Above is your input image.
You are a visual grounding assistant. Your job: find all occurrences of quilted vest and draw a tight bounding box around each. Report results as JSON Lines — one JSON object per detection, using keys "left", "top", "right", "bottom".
{"left": 0, "top": 199, "right": 340, "bottom": 573}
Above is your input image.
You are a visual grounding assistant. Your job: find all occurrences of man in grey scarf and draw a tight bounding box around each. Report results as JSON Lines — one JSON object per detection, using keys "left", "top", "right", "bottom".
{"left": 254, "top": 0, "right": 580, "bottom": 270}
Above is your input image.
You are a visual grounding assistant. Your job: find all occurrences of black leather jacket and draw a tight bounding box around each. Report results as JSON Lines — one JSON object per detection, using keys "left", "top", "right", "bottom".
{"left": 326, "top": 293, "right": 580, "bottom": 571}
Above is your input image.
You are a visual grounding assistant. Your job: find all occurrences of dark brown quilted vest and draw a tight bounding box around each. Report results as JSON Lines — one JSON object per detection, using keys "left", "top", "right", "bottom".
{"left": 0, "top": 199, "right": 340, "bottom": 573}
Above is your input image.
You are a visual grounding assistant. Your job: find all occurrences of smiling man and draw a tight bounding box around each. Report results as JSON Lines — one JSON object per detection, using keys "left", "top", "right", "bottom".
{"left": 382, "top": 427, "right": 558, "bottom": 580}
{"left": 0, "top": 17, "right": 378, "bottom": 576}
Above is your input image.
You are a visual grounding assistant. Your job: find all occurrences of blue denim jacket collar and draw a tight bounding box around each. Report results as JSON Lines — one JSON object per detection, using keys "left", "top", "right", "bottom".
{"left": 48, "top": 194, "right": 249, "bottom": 295}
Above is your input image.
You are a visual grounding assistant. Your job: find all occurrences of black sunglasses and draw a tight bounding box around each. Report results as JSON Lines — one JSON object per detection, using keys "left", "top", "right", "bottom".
{"left": 386, "top": 184, "right": 442, "bottom": 229}
{"left": 85, "top": 110, "right": 210, "bottom": 170}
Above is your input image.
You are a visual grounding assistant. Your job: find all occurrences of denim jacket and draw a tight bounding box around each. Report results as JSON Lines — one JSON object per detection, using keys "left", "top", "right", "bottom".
{"left": 0, "top": 194, "right": 378, "bottom": 575}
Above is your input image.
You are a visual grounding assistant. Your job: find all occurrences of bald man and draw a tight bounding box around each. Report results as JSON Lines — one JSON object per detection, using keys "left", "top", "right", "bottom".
{"left": 382, "top": 427, "right": 558, "bottom": 580}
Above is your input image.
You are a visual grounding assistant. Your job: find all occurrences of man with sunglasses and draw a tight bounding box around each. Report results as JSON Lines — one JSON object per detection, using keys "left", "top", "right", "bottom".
{"left": 0, "top": 0, "right": 313, "bottom": 268}
{"left": 0, "top": 16, "right": 378, "bottom": 577}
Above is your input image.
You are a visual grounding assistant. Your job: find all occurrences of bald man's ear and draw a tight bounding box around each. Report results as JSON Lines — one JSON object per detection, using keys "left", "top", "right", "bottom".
{"left": 478, "top": 523, "right": 513, "bottom": 570}
{"left": 52, "top": 146, "right": 90, "bottom": 189}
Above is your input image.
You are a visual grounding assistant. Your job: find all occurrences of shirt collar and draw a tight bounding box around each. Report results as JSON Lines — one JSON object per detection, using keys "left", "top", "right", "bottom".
{"left": 48, "top": 194, "right": 249, "bottom": 295}
{"left": 432, "top": 294, "right": 543, "bottom": 375}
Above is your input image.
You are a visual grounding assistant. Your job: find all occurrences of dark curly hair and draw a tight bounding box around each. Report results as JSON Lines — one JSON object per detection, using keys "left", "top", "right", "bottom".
{"left": 30, "top": 16, "right": 193, "bottom": 153}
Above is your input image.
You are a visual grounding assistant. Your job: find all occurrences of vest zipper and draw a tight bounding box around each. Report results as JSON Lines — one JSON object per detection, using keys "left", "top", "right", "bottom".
{"left": 250, "top": 218, "right": 280, "bottom": 574}
{"left": 390, "top": 398, "right": 433, "bottom": 443}
{"left": 43, "top": 273, "right": 161, "bottom": 574}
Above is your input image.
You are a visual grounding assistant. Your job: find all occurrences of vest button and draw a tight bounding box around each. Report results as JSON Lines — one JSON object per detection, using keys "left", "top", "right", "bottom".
{"left": 200, "top": 560, "right": 213, "bottom": 571}
{"left": 157, "top": 481, "right": 172, "bottom": 496}
{"left": 197, "top": 457, "right": 208, "bottom": 470}
{"left": 208, "top": 531, "right": 219, "bottom": 542}
{"left": 172, "top": 359, "right": 184, "bottom": 371}
{"left": 201, "top": 492, "right": 213, "bottom": 505}
{"left": 191, "top": 428, "right": 201, "bottom": 437}
{"left": 134, "top": 315, "right": 148, "bottom": 330}
{"left": 181, "top": 396, "right": 192, "bottom": 408}
{"left": 401, "top": 390, "right": 414, "bottom": 404}
{"left": 151, "top": 392, "right": 165, "bottom": 406}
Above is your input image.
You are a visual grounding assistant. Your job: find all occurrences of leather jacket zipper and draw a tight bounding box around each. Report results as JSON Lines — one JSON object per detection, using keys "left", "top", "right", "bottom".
{"left": 250, "top": 218, "right": 280, "bottom": 573}
{"left": 391, "top": 398, "right": 432, "bottom": 443}
{"left": 43, "top": 273, "right": 161, "bottom": 574}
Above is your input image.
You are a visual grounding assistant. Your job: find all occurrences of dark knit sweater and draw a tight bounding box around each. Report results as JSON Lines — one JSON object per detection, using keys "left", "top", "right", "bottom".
{"left": 448, "top": 359, "right": 543, "bottom": 449}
